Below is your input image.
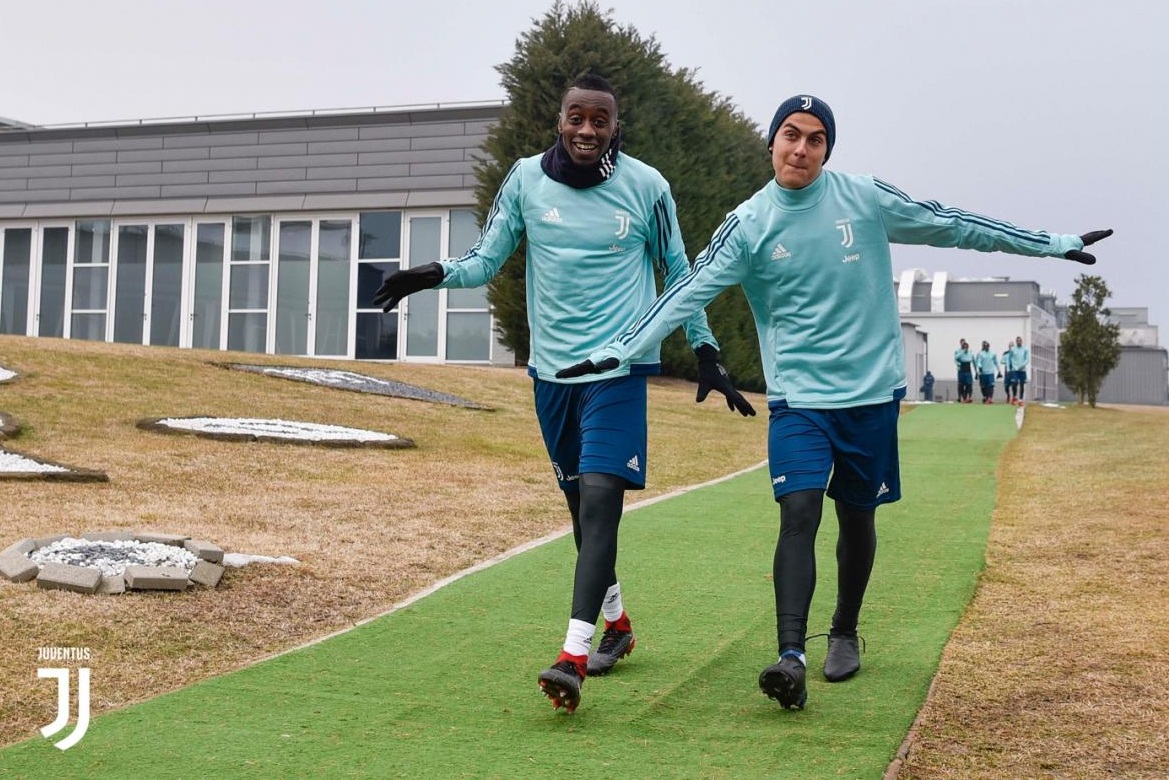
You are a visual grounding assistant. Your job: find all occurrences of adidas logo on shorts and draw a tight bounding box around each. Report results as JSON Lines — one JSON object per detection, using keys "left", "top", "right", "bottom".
{"left": 626, "top": 455, "right": 641, "bottom": 473}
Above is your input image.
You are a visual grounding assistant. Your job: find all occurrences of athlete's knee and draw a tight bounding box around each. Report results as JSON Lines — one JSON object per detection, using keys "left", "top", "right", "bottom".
{"left": 778, "top": 489, "right": 824, "bottom": 534}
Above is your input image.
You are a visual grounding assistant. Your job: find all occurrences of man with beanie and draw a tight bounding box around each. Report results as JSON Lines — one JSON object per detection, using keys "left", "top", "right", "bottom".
{"left": 372, "top": 74, "right": 754, "bottom": 715}
{"left": 557, "top": 93, "right": 1111, "bottom": 710}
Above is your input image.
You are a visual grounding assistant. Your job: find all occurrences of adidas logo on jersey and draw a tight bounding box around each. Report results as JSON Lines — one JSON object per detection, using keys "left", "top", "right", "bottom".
{"left": 542, "top": 208, "right": 563, "bottom": 223}
{"left": 770, "top": 244, "right": 791, "bottom": 260}
{"left": 626, "top": 455, "right": 641, "bottom": 473}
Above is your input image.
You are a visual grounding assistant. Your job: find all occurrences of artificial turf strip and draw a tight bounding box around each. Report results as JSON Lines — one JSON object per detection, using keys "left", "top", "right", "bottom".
{"left": 1, "top": 403, "right": 1016, "bottom": 778}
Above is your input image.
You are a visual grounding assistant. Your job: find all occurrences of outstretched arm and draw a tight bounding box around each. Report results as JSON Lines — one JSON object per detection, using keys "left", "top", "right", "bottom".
{"left": 373, "top": 161, "right": 527, "bottom": 311}
{"left": 875, "top": 177, "right": 1113, "bottom": 262}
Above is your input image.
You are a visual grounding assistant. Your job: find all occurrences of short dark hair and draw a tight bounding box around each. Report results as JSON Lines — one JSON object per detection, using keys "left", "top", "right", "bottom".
{"left": 562, "top": 73, "right": 617, "bottom": 103}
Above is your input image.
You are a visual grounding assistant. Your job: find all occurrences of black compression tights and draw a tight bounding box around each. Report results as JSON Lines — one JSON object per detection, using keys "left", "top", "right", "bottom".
{"left": 773, "top": 489, "right": 877, "bottom": 652}
{"left": 563, "top": 472, "right": 625, "bottom": 623}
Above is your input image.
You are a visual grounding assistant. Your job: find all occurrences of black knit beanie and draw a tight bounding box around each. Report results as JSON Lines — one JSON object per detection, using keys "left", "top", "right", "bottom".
{"left": 766, "top": 95, "right": 836, "bottom": 161}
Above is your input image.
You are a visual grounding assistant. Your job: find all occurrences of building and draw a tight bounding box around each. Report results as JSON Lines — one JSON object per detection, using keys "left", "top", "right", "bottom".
{"left": 896, "top": 271, "right": 1167, "bottom": 406}
{"left": 895, "top": 269, "right": 1060, "bottom": 402}
{"left": 0, "top": 102, "right": 514, "bottom": 366}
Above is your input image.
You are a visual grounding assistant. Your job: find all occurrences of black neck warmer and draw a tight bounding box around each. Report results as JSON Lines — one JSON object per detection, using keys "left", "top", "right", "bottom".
{"left": 540, "top": 128, "right": 622, "bottom": 189}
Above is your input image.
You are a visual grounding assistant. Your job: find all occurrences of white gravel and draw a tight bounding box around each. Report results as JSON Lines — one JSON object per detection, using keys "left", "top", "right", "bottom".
{"left": 0, "top": 450, "right": 70, "bottom": 473}
{"left": 28, "top": 537, "right": 200, "bottom": 577}
{"left": 156, "top": 417, "right": 398, "bottom": 442}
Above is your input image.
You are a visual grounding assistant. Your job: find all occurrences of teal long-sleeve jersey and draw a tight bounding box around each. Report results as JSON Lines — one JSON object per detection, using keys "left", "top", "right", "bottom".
{"left": 587, "top": 170, "right": 1084, "bottom": 408}
{"left": 1008, "top": 344, "right": 1031, "bottom": 370}
{"left": 975, "top": 350, "right": 1000, "bottom": 374}
{"left": 434, "top": 152, "right": 716, "bottom": 382}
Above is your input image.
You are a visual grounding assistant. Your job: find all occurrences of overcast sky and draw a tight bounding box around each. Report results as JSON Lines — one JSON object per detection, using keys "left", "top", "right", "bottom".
{"left": 3, "top": 0, "right": 1166, "bottom": 332}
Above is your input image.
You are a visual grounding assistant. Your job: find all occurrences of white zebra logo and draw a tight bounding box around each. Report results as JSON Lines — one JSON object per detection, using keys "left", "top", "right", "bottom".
{"left": 836, "top": 220, "right": 854, "bottom": 248}
{"left": 38, "top": 668, "right": 90, "bottom": 751}
{"left": 614, "top": 211, "right": 631, "bottom": 240}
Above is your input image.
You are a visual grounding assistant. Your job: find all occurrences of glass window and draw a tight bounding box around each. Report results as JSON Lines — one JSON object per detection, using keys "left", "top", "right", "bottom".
{"left": 275, "top": 221, "right": 311, "bottom": 355}
{"left": 38, "top": 227, "right": 69, "bottom": 337}
{"left": 150, "top": 224, "right": 185, "bottom": 347}
{"left": 445, "top": 312, "right": 492, "bottom": 361}
{"left": 355, "top": 311, "right": 398, "bottom": 359}
{"left": 74, "top": 220, "right": 111, "bottom": 265}
{"left": 230, "top": 265, "right": 269, "bottom": 309}
{"left": 232, "top": 216, "right": 271, "bottom": 262}
{"left": 447, "top": 209, "right": 486, "bottom": 308}
{"left": 227, "top": 312, "right": 267, "bottom": 352}
{"left": 113, "top": 225, "right": 148, "bottom": 344}
{"left": 1, "top": 228, "right": 32, "bottom": 335}
{"left": 193, "top": 223, "right": 225, "bottom": 350}
{"left": 315, "top": 220, "right": 351, "bottom": 357}
{"left": 70, "top": 312, "right": 106, "bottom": 341}
{"left": 72, "top": 266, "right": 109, "bottom": 311}
{"left": 358, "top": 211, "right": 401, "bottom": 259}
{"left": 405, "top": 217, "right": 441, "bottom": 357}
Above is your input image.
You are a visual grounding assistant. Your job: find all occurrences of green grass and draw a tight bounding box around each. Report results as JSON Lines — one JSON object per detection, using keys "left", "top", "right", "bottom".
{"left": 0, "top": 404, "right": 1016, "bottom": 778}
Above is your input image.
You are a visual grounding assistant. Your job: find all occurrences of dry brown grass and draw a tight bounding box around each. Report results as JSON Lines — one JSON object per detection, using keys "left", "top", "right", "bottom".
{"left": 897, "top": 403, "right": 1169, "bottom": 779}
{"left": 0, "top": 335, "right": 768, "bottom": 746}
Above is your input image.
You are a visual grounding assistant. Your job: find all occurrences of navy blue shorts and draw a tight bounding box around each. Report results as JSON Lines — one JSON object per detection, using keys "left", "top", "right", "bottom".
{"left": 766, "top": 392, "right": 903, "bottom": 509}
{"left": 957, "top": 370, "right": 973, "bottom": 388}
{"left": 533, "top": 375, "right": 648, "bottom": 492}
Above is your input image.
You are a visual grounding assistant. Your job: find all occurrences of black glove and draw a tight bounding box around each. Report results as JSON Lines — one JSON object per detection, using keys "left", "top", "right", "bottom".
{"left": 1063, "top": 229, "right": 1113, "bottom": 265}
{"left": 695, "top": 343, "right": 756, "bottom": 417}
{"left": 372, "top": 262, "right": 445, "bottom": 312}
{"left": 555, "top": 357, "right": 619, "bottom": 379}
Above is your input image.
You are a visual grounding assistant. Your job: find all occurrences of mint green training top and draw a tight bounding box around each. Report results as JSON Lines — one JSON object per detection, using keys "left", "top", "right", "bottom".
{"left": 1008, "top": 344, "right": 1031, "bottom": 370}
{"left": 975, "top": 349, "right": 1000, "bottom": 374}
{"left": 434, "top": 152, "right": 716, "bottom": 383}
{"left": 586, "top": 170, "right": 1083, "bottom": 408}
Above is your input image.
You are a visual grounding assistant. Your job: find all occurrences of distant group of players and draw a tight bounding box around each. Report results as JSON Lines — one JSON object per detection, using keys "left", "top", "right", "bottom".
{"left": 954, "top": 336, "right": 1031, "bottom": 405}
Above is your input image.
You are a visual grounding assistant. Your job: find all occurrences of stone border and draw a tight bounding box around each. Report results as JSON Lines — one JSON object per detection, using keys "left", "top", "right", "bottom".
{"left": 0, "top": 446, "right": 109, "bottom": 482}
{"left": 136, "top": 416, "right": 415, "bottom": 449}
{"left": 0, "top": 532, "right": 226, "bottom": 595}
{"left": 218, "top": 363, "right": 494, "bottom": 410}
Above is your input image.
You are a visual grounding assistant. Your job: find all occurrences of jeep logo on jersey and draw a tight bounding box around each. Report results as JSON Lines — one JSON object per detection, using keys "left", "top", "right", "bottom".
{"left": 800, "top": 96, "right": 813, "bottom": 110}
{"left": 836, "top": 219, "right": 854, "bottom": 248}
{"left": 614, "top": 210, "right": 631, "bottom": 239}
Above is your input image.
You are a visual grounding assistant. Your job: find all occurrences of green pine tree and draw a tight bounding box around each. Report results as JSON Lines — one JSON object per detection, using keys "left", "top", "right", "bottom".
{"left": 1058, "top": 274, "right": 1122, "bottom": 407}
{"left": 475, "top": 0, "right": 770, "bottom": 389}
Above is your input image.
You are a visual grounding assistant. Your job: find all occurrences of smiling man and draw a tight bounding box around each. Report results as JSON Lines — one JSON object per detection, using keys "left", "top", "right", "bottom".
{"left": 557, "top": 93, "right": 1112, "bottom": 711}
{"left": 371, "top": 73, "right": 752, "bottom": 715}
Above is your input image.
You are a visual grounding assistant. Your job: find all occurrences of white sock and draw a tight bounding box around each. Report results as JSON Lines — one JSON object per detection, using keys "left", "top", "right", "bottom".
{"left": 563, "top": 619, "right": 595, "bottom": 658}
{"left": 601, "top": 583, "right": 624, "bottom": 623}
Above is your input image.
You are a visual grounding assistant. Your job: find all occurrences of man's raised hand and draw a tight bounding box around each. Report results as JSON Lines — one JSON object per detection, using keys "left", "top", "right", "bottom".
{"left": 1063, "top": 229, "right": 1113, "bottom": 265}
